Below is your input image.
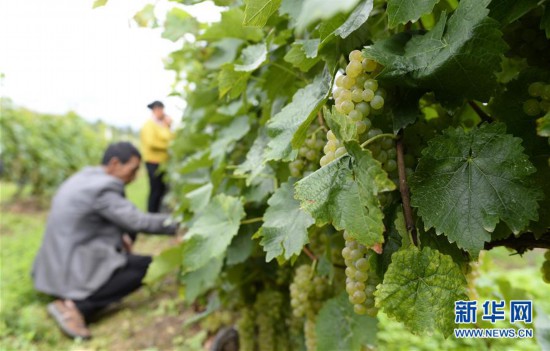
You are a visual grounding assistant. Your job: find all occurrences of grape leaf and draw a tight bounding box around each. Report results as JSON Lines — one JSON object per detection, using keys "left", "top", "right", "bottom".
{"left": 243, "top": 0, "right": 282, "bottom": 27}
{"left": 185, "top": 183, "right": 213, "bottom": 213}
{"left": 204, "top": 39, "right": 244, "bottom": 70}
{"left": 235, "top": 43, "right": 268, "bottom": 72}
{"left": 257, "top": 180, "right": 314, "bottom": 262}
{"left": 226, "top": 226, "right": 255, "bottom": 265}
{"left": 298, "top": 39, "right": 320, "bottom": 58}
{"left": 210, "top": 116, "right": 251, "bottom": 164}
{"left": 295, "top": 141, "right": 394, "bottom": 246}
{"left": 375, "top": 246, "right": 467, "bottom": 336}
{"left": 218, "top": 65, "right": 251, "bottom": 99}
{"left": 235, "top": 129, "right": 269, "bottom": 185}
{"left": 488, "top": 0, "right": 539, "bottom": 25}
{"left": 387, "top": 0, "right": 440, "bottom": 28}
{"left": 535, "top": 307, "right": 550, "bottom": 351}
{"left": 279, "top": 0, "right": 301, "bottom": 24}
{"left": 324, "top": 106, "right": 357, "bottom": 142}
{"left": 133, "top": 4, "right": 157, "bottom": 28}
{"left": 143, "top": 245, "right": 184, "bottom": 284}
{"left": 201, "top": 8, "right": 263, "bottom": 42}
{"left": 284, "top": 42, "right": 321, "bottom": 72}
{"left": 390, "top": 88, "right": 424, "bottom": 132}
{"left": 181, "top": 257, "right": 223, "bottom": 302}
{"left": 363, "top": 0, "right": 507, "bottom": 103}
{"left": 333, "top": 0, "right": 374, "bottom": 39}
{"left": 264, "top": 69, "right": 331, "bottom": 161}
{"left": 316, "top": 293, "right": 378, "bottom": 351}
{"left": 181, "top": 195, "right": 245, "bottom": 272}
{"left": 92, "top": 0, "right": 108, "bottom": 8}
{"left": 162, "top": 8, "right": 198, "bottom": 42}
{"left": 410, "top": 123, "right": 541, "bottom": 254}
{"left": 296, "top": 0, "right": 361, "bottom": 32}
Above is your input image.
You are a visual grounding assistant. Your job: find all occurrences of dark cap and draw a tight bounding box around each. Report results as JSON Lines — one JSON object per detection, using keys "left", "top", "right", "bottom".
{"left": 147, "top": 100, "right": 164, "bottom": 109}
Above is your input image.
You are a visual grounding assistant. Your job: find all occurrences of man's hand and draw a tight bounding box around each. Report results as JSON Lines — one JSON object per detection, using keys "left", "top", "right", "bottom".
{"left": 122, "top": 233, "right": 133, "bottom": 253}
{"left": 163, "top": 115, "right": 172, "bottom": 128}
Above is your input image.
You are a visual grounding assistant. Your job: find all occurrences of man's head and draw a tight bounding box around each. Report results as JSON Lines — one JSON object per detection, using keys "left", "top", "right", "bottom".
{"left": 147, "top": 100, "right": 165, "bottom": 120}
{"left": 101, "top": 142, "right": 141, "bottom": 184}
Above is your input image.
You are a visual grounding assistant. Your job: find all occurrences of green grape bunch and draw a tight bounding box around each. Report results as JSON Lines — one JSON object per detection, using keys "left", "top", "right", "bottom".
{"left": 289, "top": 131, "right": 325, "bottom": 177}
{"left": 342, "top": 231, "right": 379, "bottom": 316}
{"left": 524, "top": 81, "right": 550, "bottom": 117}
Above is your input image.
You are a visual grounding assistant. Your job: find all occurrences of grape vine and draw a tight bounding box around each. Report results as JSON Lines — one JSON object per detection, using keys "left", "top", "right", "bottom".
{"left": 135, "top": 0, "right": 550, "bottom": 349}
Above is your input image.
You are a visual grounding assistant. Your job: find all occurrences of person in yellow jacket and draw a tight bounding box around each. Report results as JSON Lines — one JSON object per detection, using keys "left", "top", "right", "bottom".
{"left": 140, "top": 101, "right": 173, "bottom": 213}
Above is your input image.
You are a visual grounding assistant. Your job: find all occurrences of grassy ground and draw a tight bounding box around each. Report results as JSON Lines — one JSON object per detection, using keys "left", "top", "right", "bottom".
{"left": 0, "top": 175, "right": 201, "bottom": 351}
{"left": 1, "top": 174, "right": 549, "bottom": 351}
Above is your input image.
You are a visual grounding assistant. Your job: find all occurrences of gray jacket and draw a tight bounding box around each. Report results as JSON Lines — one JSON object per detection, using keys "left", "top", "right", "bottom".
{"left": 32, "top": 166, "right": 176, "bottom": 300}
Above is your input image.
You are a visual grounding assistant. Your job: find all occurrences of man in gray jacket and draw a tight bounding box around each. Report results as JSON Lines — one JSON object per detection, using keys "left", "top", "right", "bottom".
{"left": 32, "top": 142, "right": 177, "bottom": 339}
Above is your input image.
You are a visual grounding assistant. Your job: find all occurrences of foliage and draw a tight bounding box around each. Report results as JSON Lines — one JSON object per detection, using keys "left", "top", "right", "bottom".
{"left": 0, "top": 100, "right": 133, "bottom": 196}
{"left": 139, "top": 0, "right": 550, "bottom": 349}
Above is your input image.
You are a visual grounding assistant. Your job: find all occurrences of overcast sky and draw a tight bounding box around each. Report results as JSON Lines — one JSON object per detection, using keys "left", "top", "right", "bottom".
{"left": 0, "top": 0, "right": 219, "bottom": 129}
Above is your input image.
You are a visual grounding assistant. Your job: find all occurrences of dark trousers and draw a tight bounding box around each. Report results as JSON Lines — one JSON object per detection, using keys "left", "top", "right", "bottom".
{"left": 74, "top": 254, "right": 152, "bottom": 321}
{"left": 145, "top": 162, "right": 167, "bottom": 213}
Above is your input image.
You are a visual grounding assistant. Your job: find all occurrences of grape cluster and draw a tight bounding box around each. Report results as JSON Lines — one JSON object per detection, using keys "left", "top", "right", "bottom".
{"left": 255, "top": 290, "right": 284, "bottom": 351}
{"left": 289, "top": 134, "right": 325, "bottom": 177}
{"left": 524, "top": 81, "right": 550, "bottom": 117}
{"left": 342, "top": 231, "right": 379, "bottom": 316}
{"left": 542, "top": 250, "right": 550, "bottom": 284}
{"left": 290, "top": 264, "right": 331, "bottom": 318}
{"left": 200, "top": 310, "right": 233, "bottom": 333}
{"left": 304, "top": 317, "right": 317, "bottom": 351}
{"left": 237, "top": 309, "right": 256, "bottom": 351}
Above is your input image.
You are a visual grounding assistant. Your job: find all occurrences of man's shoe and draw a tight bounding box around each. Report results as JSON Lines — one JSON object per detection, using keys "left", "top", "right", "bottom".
{"left": 47, "top": 299, "right": 92, "bottom": 340}
{"left": 210, "top": 327, "right": 239, "bottom": 351}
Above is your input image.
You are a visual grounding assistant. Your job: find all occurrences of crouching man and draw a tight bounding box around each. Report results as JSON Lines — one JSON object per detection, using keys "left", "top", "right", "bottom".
{"left": 32, "top": 142, "right": 177, "bottom": 339}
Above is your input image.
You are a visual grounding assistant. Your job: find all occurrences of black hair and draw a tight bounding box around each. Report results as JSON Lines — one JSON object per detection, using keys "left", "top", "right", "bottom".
{"left": 101, "top": 142, "right": 141, "bottom": 165}
{"left": 147, "top": 100, "right": 164, "bottom": 110}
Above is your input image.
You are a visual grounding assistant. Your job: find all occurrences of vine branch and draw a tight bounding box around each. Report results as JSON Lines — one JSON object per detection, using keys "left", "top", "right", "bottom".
{"left": 317, "top": 111, "right": 326, "bottom": 129}
{"left": 396, "top": 134, "right": 418, "bottom": 246}
{"left": 468, "top": 101, "right": 492, "bottom": 123}
{"left": 303, "top": 246, "right": 317, "bottom": 261}
{"left": 484, "top": 232, "right": 550, "bottom": 253}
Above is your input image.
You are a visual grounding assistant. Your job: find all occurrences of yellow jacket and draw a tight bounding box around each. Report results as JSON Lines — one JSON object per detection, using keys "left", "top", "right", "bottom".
{"left": 140, "top": 119, "right": 173, "bottom": 163}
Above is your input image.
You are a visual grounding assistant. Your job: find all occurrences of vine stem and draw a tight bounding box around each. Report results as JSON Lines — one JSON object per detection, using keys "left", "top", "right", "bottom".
{"left": 240, "top": 217, "right": 263, "bottom": 225}
{"left": 360, "top": 133, "right": 397, "bottom": 148}
{"left": 317, "top": 111, "right": 327, "bottom": 130}
{"left": 303, "top": 246, "right": 317, "bottom": 261}
{"left": 468, "top": 101, "right": 492, "bottom": 123}
{"left": 396, "top": 134, "right": 418, "bottom": 246}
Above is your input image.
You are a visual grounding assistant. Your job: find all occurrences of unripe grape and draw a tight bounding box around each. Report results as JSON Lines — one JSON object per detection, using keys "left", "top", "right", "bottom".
{"left": 305, "top": 149, "right": 316, "bottom": 161}
{"left": 354, "top": 304, "right": 368, "bottom": 315}
{"left": 377, "top": 150, "right": 388, "bottom": 163}
{"left": 335, "top": 75, "right": 345, "bottom": 87}
{"left": 540, "top": 100, "right": 550, "bottom": 112}
{"left": 385, "top": 159, "right": 397, "bottom": 172}
{"left": 349, "top": 109, "right": 363, "bottom": 121}
{"left": 355, "top": 74, "right": 367, "bottom": 88}
{"left": 299, "top": 146, "right": 308, "bottom": 157}
{"left": 381, "top": 137, "right": 394, "bottom": 150}
{"left": 325, "top": 150, "right": 335, "bottom": 161}
{"left": 305, "top": 138, "right": 316, "bottom": 148}
{"left": 315, "top": 139, "right": 324, "bottom": 149}
{"left": 355, "top": 101, "right": 371, "bottom": 116}
{"left": 324, "top": 140, "right": 337, "bottom": 153}
{"left": 387, "top": 148, "right": 397, "bottom": 159}
{"left": 370, "top": 95, "right": 385, "bottom": 110}
{"left": 542, "top": 85, "right": 550, "bottom": 100}
{"left": 351, "top": 89, "right": 364, "bottom": 103}
{"left": 335, "top": 146, "right": 347, "bottom": 158}
{"left": 355, "top": 258, "right": 369, "bottom": 271}
{"left": 354, "top": 271, "right": 368, "bottom": 282}
{"left": 342, "top": 247, "right": 352, "bottom": 259}
{"left": 342, "top": 76, "right": 355, "bottom": 89}
{"left": 345, "top": 267, "right": 356, "bottom": 278}
{"left": 349, "top": 249, "right": 362, "bottom": 260}
{"left": 327, "top": 130, "right": 336, "bottom": 141}
{"left": 528, "top": 82, "right": 544, "bottom": 97}
{"left": 320, "top": 155, "right": 329, "bottom": 167}
{"left": 346, "top": 61, "right": 363, "bottom": 78}
{"left": 356, "top": 121, "right": 367, "bottom": 134}
{"left": 369, "top": 143, "right": 381, "bottom": 156}
{"left": 341, "top": 100, "right": 355, "bottom": 114}
{"left": 352, "top": 291, "right": 367, "bottom": 304}
{"left": 362, "top": 58, "right": 378, "bottom": 72}
{"left": 349, "top": 50, "right": 363, "bottom": 62}
{"left": 523, "top": 99, "right": 541, "bottom": 116}
{"left": 364, "top": 79, "right": 378, "bottom": 91}
{"left": 333, "top": 87, "right": 343, "bottom": 99}
{"left": 362, "top": 89, "right": 375, "bottom": 102}
{"left": 340, "top": 89, "right": 352, "bottom": 101}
